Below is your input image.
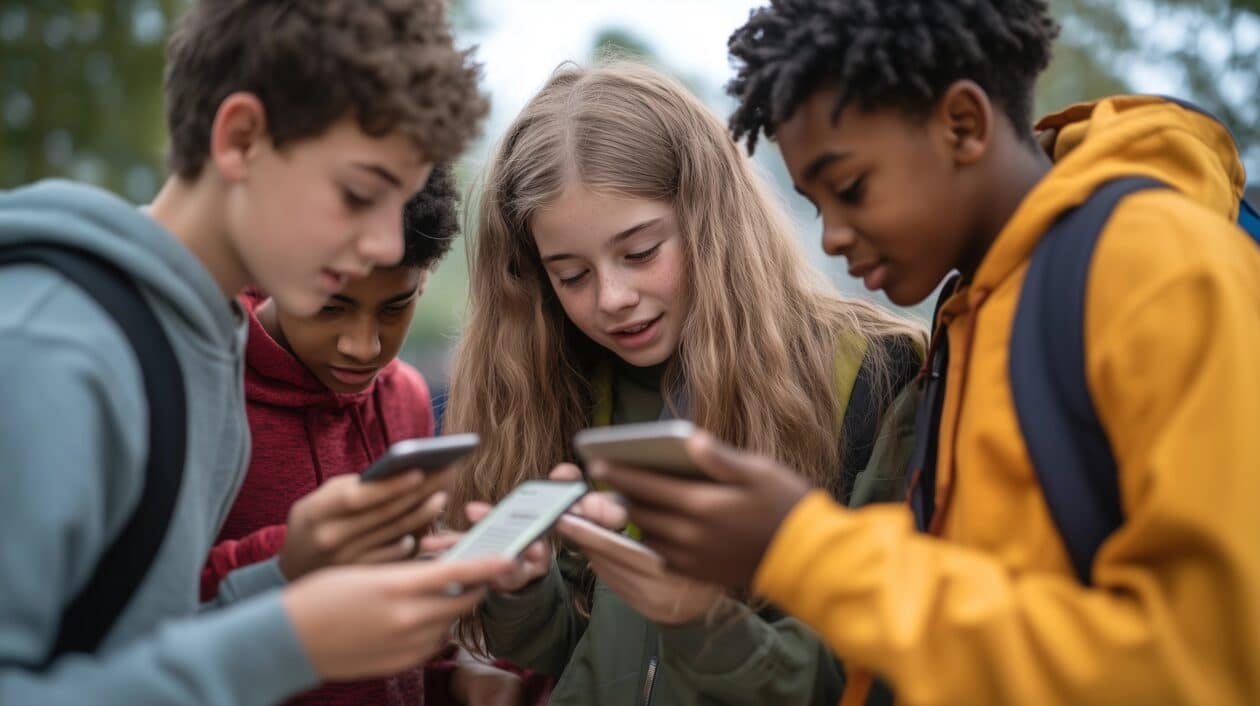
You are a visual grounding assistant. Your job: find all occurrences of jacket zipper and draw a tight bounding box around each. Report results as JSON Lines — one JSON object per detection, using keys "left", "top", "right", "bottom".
{"left": 641, "top": 656, "right": 659, "bottom": 706}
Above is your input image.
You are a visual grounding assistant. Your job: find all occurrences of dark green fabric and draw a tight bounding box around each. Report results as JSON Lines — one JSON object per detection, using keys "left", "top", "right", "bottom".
{"left": 482, "top": 351, "right": 919, "bottom": 705}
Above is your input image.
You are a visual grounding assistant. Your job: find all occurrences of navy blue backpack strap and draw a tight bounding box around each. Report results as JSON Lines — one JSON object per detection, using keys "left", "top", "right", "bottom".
{"left": 905, "top": 273, "right": 961, "bottom": 532}
{"left": 0, "top": 244, "right": 187, "bottom": 663}
{"left": 1009, "top": 177, "right": 1168, "bottom": 585}
{"left": 1239, "top": 197, "right": 1260, "bottom": 243}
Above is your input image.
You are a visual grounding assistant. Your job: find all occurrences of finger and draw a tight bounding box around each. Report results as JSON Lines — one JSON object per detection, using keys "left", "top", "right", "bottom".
{"left": 420, "top": 531, "right": 463, "bottom": 555}
{"left": 685, "top": 431, "right": 764, "bottom": 485}
{"left": 354, "top": 534, "right": 417, "bottom": 564}
{"left": 517, "top": 536, "right": 549, "bottom": 564}
{"left": 465, "top": 501, "right": 493, "bottom": 524}
{"left": 585, "top": 553, "right": 651, "bottom": 598}
{"left": 330, "top": 469, "right": 428, "bottom": 515}
{"left": 406, "top": 556, "right": 517, "bottom": 594}
{"left": 569, "top": 491, "right": 627, "bottom": 530}
{"left": 340, "top": 492, "right": 447, "bottom": 560}
{"left": 548, "top": 463, "right": 583, "bottom": 482}
{"left": 314, "top": 488, "right": 433, "bottom": 553}
{"left": 588, "top": 461, "right": 706, "bottom": 515}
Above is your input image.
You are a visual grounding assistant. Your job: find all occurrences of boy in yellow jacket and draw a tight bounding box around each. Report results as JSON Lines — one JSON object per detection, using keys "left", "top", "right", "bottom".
{"left": 591, "top": 1, "right": 1260, "bottom": 704}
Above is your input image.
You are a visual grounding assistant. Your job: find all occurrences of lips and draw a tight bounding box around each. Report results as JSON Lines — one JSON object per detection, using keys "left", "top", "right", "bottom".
{"left": 606, "top": 313, "right": 664, "bottom": 351}
{"left": 848, "top": 259, "right": 890, "bottom": 291}
{"left": 328, "top": 365, "right": 379, "bottom": 386}
{"left": 609, "top": 315, "right": 660, "bottom": 336}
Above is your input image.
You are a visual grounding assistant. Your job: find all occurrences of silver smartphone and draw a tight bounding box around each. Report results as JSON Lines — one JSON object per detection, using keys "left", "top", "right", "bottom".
{"left": 360, "top": 433, "right": 480, "bottom": 482}
{"left": 573, "top": 420, "right": 707, "bottom": 479}
{"left": 555, "top": 514, "right": 665, "bottom": 575}
{"left": 442, "top": 480, "right": 588, "bottom": 561}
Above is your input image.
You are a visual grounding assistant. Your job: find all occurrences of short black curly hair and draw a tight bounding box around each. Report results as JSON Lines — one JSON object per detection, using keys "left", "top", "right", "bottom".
{"left": 726, "top": 0, "right": 1060, "bottom": 153}
{"left": 401, "top": 163, "right": 461, "bottom": 269}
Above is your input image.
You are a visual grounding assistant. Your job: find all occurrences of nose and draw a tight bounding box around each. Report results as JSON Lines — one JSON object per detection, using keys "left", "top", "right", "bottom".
{"left": 337, "top": 315, "right": 382, "bottom": 363}
{"left": 597, "top": 270, "right": 639, "bottom": 316}
{"left": 821, "top": 217, "right": 857, "bottom": 257}
{"left": 357, "top": 205, "right": 406, "bottom": 267}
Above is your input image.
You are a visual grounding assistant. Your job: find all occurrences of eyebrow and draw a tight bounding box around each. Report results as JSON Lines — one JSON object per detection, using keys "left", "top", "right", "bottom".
{"left": 352, "top": 162, "right": 402, "bottom": 188}
{"left": 542, "top": 217, "right": 663, "bottom": 264}
{"left": 328, "top": 286, "right": 419, "bottom": 307}
{"left": 802, "top": 150, "right": 852, "bottom": 183}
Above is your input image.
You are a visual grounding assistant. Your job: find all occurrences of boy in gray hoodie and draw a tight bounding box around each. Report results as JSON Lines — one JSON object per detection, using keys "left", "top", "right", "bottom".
{"left": 0, "top": 2, "right": 514, "bottom": 704}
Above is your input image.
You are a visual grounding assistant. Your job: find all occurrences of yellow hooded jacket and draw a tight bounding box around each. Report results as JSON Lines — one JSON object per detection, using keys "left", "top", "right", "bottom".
{"left": 753, "top": 96, "right": 1260, "bottom": 705}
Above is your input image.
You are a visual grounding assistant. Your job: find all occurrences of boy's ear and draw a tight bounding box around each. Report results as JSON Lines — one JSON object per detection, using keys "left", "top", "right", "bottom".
{"left": 209, "top": 92, "right": 270, "bottom": 183}
{"left": 935, "top": 80, "right": 991, "bottom": 167}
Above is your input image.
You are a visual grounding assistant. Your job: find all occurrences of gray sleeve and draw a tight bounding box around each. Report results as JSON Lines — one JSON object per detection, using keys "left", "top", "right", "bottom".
{"left": 658, "top": 610, "right": 844, "bottom": 706}
{"left": 0, "top": 332, "right": 317, "bottom": 705}
{"left": 204, "top": 558, "right": 289, "bottom": 611}
{"left": 482, "top": 555, "right": 587, "bottom": 675}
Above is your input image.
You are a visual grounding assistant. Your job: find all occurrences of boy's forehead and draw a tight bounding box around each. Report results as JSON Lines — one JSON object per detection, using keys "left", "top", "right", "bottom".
{"left": 311, "top": 120, "right": 432, "bottom": 189}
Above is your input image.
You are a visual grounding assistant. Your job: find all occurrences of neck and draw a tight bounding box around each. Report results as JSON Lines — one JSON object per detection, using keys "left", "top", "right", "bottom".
{"left": 148, "top": 174, "right": 250, "bottom": 300}
{"left": 956, "top": 138, "right": 1053, "bottom": 280}
{"left": 614, "top": 356, "right": 669, "bottom": 391}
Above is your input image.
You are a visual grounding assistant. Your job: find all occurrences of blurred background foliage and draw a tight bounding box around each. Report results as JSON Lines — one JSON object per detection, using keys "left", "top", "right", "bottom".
{"left": 2, "top": 0, "right": 1257, "bottom": 382}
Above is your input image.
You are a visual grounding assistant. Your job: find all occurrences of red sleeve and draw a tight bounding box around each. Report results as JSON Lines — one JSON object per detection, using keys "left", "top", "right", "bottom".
{"left": 200, "top": 524, "right": 288, "bottom": 601}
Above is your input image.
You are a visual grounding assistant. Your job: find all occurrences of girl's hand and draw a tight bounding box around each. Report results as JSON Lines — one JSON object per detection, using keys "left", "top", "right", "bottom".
{"left": 279, "top": 468, "right": 451, "bottom": 580}
{"left": 577, "top": 530, "right": 726, "bottom": 625}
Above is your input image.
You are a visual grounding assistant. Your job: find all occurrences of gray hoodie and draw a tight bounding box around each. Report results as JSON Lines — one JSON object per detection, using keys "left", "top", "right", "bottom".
{"left": 0, "top": 180, "right": 318, "bottom": 704}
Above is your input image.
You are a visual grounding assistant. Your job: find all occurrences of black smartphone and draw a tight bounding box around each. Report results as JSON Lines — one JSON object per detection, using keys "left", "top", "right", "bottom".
{"left": 360, "top": 433, "right": 480, "bottom": 482}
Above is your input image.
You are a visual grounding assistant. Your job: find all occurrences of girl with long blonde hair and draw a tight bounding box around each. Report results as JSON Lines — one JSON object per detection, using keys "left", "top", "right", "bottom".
{"left": 443, "top": 62, "right": 923, "bottom": 706}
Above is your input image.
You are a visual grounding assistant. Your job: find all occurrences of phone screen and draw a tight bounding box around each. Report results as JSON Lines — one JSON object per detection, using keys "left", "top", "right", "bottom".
{"left": 443, "top": 480, "right": 587, "bottom": 561}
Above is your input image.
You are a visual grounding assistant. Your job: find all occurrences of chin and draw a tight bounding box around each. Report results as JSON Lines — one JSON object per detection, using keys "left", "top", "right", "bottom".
{"left": 269, "top": 287, "right": 323, "bottom": 319}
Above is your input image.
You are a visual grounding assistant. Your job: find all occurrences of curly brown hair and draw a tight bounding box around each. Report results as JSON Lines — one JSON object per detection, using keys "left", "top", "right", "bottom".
{"left": 163, "top": 0, "right": 488, "bottom": 179}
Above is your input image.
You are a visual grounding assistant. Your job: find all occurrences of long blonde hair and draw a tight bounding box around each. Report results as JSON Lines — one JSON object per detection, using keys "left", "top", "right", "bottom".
{"left": 446, "top": 61, "right": 921, "bottom": 515}
{"left": 445, "top": 60, "right": 923, "bottom": 653}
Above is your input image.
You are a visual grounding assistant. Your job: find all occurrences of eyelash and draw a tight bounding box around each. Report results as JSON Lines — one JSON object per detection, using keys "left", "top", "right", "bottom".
{"left": 341, "top": 188, "right": 374, "bottom": 210}
{"left": 627, "top": 243, "right": 661, "bottom": 262}
{"left": 558, "top": 271, "right": 587, "bottom": 287}
{"left": 834, "top": 176, "right": 866, "bottom": 205}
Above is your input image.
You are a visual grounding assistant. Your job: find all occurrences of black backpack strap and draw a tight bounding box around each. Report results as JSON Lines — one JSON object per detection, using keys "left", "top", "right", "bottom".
{"left": 838, "top": 335, "right": 922, "bottom": 503}
{"left": 0, "top": 244, "right": 187, "bottom": 662}
{"left": 1009, "top": 177, "right": 1169, "bottom": 585}
{"left": 905, "top": 273, "right": 960, "bottom": 532}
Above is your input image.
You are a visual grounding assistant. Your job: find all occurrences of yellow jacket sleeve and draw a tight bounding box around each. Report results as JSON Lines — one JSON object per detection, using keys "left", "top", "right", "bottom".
{"left": 754, "top": 209, "right": 1260, "bottom": 706}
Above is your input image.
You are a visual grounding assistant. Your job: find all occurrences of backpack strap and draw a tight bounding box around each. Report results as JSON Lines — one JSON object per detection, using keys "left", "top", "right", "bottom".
{"left": 905, "top": 273, "right": 961, "bottom": 532}
{"left": 1009, "top": 177, "right": 1169, "bottom": 585}
{"left": 1239, "top": 197, "right": 1260, "bottom": 244}
{"left": 0, "top": 244, "right": 188, "bottom": 663}
{"left": 838, "top": 335, "right": 922, "bottom": 503}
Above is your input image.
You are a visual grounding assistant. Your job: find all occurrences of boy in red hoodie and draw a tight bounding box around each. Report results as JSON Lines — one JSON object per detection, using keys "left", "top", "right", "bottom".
{"left": 204, "top": 166, "right": 547, "bottom": 706}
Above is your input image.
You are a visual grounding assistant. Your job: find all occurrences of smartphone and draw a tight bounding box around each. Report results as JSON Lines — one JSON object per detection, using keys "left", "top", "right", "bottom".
{"left": 442, "top": 480, "right": 587, "bottom": 561}
{"left": 555, "top": 514, "right": 665, "bottom": 575}
{"left": 360, "top": 433, "right": 480, "bottom": 482}
{"left": 573, "top": 420, "right": 708, "bottom": 479}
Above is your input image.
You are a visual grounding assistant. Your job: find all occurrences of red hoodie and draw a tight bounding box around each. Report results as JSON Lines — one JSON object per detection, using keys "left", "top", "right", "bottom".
{"left": 203, "top": 291, "right": 434, "bottom": 706}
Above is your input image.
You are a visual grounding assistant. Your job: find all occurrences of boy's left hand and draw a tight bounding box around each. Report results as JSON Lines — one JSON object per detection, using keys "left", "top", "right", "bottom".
{"left": 590, "top": 431, "right": 813, "bottom": 589}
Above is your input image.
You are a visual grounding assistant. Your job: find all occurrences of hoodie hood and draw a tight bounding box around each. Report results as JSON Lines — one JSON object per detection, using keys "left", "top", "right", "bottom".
{"left": 0, "top": 179, "right": 239, "bottom": 351}
{"left": 971, "top": 95, "right": 1248, "bottom": 297}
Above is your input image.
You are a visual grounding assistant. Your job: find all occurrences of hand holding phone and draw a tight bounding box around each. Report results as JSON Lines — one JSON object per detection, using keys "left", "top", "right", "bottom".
{"left": 360, "top": 434, "right": 480, "bottom": 482}
{"left": 555, "top": 513, "right": 665, "bottom": 575}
